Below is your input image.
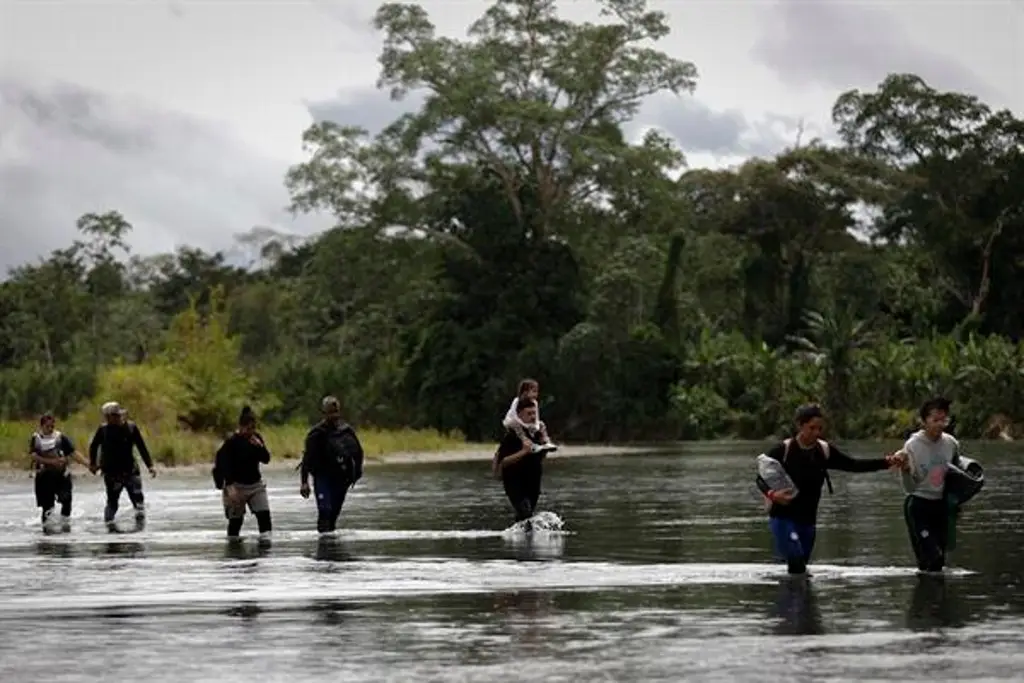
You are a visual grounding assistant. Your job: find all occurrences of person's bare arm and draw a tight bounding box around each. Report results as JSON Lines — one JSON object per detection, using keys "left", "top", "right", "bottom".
{"left": 69, "top": 451, "right": 91, "bottom": 468}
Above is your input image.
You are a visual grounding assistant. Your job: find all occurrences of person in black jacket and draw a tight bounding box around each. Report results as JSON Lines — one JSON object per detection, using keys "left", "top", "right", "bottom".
{"left": 299, "top": 396, "right": 364, "bottom": 533}
{"left": 754, "top": 403, "right": 904, "bottom": 575}
{"left": 89, "top": 401, "right": 156, "bottom": 531}
{"left": 492, "top": 398, "right": 553, "bottom": 528}
{"left": 213, "top": 406, "right": 272, "bottom": 539}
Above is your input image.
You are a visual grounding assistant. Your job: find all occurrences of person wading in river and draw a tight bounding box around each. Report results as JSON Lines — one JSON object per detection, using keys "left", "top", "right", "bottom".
{"left": 897, "top": 396, "right": 965, "bottom": 574}
{"left": 299, "top": 396, "right": 364, "bottom": 534}
{"left": 28, "top": 412, "right": 92, "bottom": 532}
{"left": 213, "top": 405, "right": 272, "bottom": 539}
{"left": 89, "top": 401, "right": 156, "bottom": 532}
{"left": 755, "top": 403, "right": 905, "bottom": 575}
{"left": 492, "top": 398, "right": 552, "bottom": 529}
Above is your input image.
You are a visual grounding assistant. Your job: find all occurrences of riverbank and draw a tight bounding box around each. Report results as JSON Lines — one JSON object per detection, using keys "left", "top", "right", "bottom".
{"left": 0, "top": 418, "right": 474, "bottom": 470}
{"left": 0, "top": 442, "right": 651, "bottom": 478}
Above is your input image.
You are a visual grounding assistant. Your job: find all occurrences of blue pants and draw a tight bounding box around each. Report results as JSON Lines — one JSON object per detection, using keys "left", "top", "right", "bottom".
{"left": 769, "top": 517, "right": 817, "bottom": 574}
{"left": 313, "top": 475, "right": 349, "bottom": 533}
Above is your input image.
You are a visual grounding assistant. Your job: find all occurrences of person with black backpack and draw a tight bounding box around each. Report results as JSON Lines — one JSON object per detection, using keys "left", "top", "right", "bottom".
{"left": 299, "top": 396, "right": 364, "bottom": 533}
{"left": 754, "top": 404, "right": 905, "bottom": 575}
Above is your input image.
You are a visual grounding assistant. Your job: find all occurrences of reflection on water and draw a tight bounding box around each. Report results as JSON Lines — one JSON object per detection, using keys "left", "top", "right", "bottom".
{"left": 773, "top": 578, "right": 825, "bottom": 636}
{"left": 223, "top": 537, "right": 273, "bottom": 561}
{"left": 312, "top": 535, "right": 353, "bottom": 563}
{"left": 907, "top": 575, "right": 967, "bottom": 631}
{"left": 0, "top": 444, "right": 1022, "bottom": 682}
{"left": 223, "top": 602, "right": 262, "bottom": 621}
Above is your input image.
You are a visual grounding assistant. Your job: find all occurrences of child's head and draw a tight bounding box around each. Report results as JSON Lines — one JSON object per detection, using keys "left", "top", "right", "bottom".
{"left": 516, "top": 397, "right": 538, "bottom": 424}
{"left": 517, "top": 378, "right": 539, "bottom": 401}
{"left": 919, "top": 396, "right": 951, "bottom": 437}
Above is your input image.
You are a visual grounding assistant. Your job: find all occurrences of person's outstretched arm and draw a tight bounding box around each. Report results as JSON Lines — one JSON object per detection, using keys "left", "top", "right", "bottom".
{"left": 826, "top": 444, "right": 892, "bottom": 473}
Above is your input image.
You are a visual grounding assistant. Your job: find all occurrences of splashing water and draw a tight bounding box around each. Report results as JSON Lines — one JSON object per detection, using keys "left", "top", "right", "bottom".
{"left": 501, "top": 510, "right": 566, "bottom": 536}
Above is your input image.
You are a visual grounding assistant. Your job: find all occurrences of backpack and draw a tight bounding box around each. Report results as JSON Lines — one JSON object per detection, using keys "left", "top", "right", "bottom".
{"left": 779, "top": 437, "right": 834, "bottom": 495}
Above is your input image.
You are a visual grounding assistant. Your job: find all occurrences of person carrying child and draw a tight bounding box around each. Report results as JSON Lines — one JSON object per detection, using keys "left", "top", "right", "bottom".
{"left": 502, "top": 378, "right": 557, "bottom": 451}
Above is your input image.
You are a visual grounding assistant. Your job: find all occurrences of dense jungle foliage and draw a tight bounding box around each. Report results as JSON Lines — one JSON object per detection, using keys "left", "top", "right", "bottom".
{"left": 2, "top": 0, "right": 1023, "bottom": 446}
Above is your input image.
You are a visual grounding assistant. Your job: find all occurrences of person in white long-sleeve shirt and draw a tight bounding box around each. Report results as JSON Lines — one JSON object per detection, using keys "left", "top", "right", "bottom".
{"left": 896, "top": 396, "right": 963, "bottom": 573}
{"left": 502, "top": 378, "right": 556, "bottom": 449}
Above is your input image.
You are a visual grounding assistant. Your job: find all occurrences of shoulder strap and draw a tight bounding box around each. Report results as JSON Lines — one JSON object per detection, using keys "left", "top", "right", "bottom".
{"left": 781, "top": 438, "right": 792, "bottom": 462}
{"left": 817, "top": 438, "right": 830, "bottom": 459}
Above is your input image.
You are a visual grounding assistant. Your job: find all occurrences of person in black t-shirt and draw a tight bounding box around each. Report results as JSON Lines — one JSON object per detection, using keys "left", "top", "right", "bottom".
{"left": 213, "top": 405, "right": 272, "bottom": 539}
{"left": 754, "top": 403, "right": 904, "bottom": 575}
{"left": 492, "top": 398, "right": 552, "bottom": 526}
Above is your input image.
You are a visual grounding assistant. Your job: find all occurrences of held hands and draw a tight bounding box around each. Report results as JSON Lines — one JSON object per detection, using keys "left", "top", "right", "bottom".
{"left": 885, "top": 450, "right": 909, "bottom": 471}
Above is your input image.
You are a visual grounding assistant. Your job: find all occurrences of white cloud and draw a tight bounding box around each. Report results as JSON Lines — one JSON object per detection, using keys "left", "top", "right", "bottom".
{"left": 0, "top": 0, "right": 1019, "bottom": 272}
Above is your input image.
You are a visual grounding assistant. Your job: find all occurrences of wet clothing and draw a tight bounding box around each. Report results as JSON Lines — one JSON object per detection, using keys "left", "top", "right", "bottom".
{"left": 90, "top": 422, "right": 152, "bottom": 526}
{"left": 223, "top": 482, "right": 272, "bottom": 536}
{"left": 495, "top": 428, "right": 546, "bottom": 522}
{"left": 313, "top": 475, "right": 349, "bottom": 533}
{"left": 769, "top": 517, "right": 817, "bottom": 575}
{"left": 28, "top": 430, "right": 77, "bottom": 524}
{"left": 301, "top": 420, "right": 364, "bottom": 532}
{"left": 755, "top": 438, "right": 890, "bottom": 574}
{"left": 103, "top": 473, "right": 145, "bottom": 524}
{"left": 214, "top": 431, "right": 273, "bottom": 536}
{"left": 904, "top": 495, "right": 949, "bottom": 572}
{"left": 900, "top": 430, "right": 963, "bottom": 571}
{"left": 89, "top": 422, "right": 153, "bottom": 476}
{"left": 34, "top": 470, "right": 73, "bottom": 522}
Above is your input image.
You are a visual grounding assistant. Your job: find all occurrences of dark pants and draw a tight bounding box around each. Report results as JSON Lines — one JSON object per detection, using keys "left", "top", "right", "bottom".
{"left": 503, "top": 475, "right": 541, "bottom": 522}
{"left": 35, "top": 470, "right": 72, "bottom": 521}
{"left": 104, "top": 473, "right": 145, "bottom": 524}
{"left": 769, "top": 517, "right": 817, "bottom": 575}
{"left": 904, "top": 495, "right": 949, "bottom": 572}
{"left": 313, "top": 475, "right": 350, "bottom": 533}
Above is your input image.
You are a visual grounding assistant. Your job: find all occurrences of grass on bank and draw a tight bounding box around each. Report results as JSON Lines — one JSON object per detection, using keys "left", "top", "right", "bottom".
{"left": 0, "top": 414, "right": 475, "bottom": 469}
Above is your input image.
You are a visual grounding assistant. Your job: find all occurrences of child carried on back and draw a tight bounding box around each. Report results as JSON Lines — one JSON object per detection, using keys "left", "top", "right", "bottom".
{"left": 503, "top": 378, "right": 558, "bottom": 452}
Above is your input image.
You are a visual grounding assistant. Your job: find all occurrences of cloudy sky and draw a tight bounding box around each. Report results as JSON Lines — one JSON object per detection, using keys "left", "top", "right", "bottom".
{"left": 1, "top": 0, "right": 1021, "bottom": 273}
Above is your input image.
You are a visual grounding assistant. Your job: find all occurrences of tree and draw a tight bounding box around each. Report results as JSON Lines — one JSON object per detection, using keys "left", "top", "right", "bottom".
{"left": 286, "top": 0, "right": 693, "bottom": 252}
{"left": 833, "top": 73, "right": 1024, "bottom": 336}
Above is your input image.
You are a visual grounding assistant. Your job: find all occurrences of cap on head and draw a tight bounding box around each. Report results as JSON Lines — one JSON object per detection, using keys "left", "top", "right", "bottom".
{"left": 101, "top": 401, "right": 121, "bottom": 417}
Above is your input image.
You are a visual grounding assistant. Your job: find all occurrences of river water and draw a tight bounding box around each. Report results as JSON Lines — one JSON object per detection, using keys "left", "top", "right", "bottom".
{"left": 1, "top": 443, "right": 1022, "bottom": 682}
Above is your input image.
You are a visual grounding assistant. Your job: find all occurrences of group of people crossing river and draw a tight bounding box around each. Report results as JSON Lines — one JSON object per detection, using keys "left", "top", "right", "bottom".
{"left": 23, "top": 378, "right": 982, "bottom": 577}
